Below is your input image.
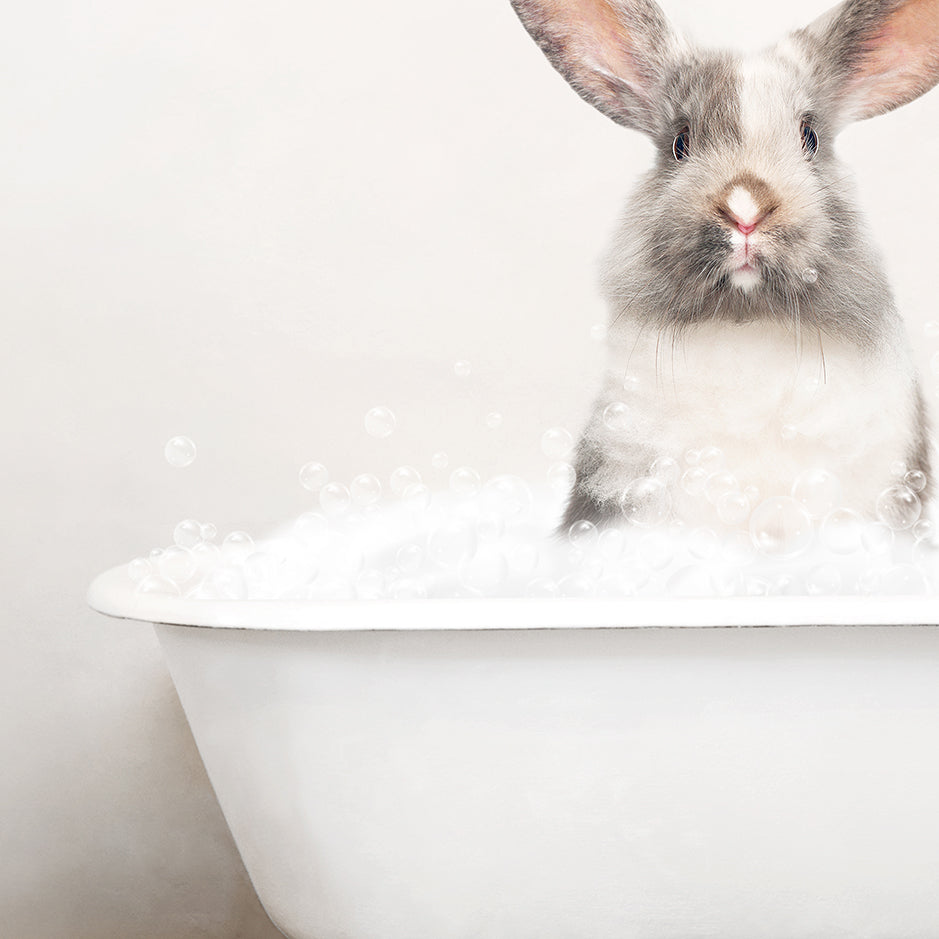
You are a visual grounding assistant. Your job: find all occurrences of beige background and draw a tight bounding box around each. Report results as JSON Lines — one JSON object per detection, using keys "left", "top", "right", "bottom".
{"left": 2, "top": 0, "right": 937, "bottom": 935}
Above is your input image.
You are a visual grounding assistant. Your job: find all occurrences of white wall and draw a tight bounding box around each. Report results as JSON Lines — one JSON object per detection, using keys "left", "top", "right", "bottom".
{"left": 2, "top": 0, "right": 937, "bottom": 935}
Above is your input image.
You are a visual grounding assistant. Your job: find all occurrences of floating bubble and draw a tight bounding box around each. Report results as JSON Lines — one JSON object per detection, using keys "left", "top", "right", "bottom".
{"left": 913, "top": 518, "right": 935, "bottom": 542}
{"left": 680, "top": 466, "right": 708, "bottom": 497}
{"left": 716, "top": 491, "right": 751, "bottom": 527}
{"left": 875, "top": 484, "right": 921, "bottom": 530}
{"left": 547, "top": 462, "right": 576, "bottom": 494}
{"left": 650, "top": 455, "right": 680, "bottom": 485}
{"left": 351, "top": 473, "right": 382, "bottom": 506}
{"left": 590, "top": 323, "right": 607, "bottom": 342}
{"left": 136, "top": 574, "right": 181, "bottom": 596}
{"left": 541, "top": 427, "right": 574, "bottom": 461}
{"left": 699, "top": 447, "right": 724, "bottom": 473}
{"left": 878, "top": 564, "right": 930, "bottom": 596}
{"left": 792, "top": 468, "right": 843, "bottom": 518}
{"left": 704, "top": 471, "right": 738, "bottom": 505}
{"left": 199, "top": 567, "right": 248, "bottom": 601}
{"left": 428, "top": 517, "right": 478, "bottom": 567}
{"left": 568, "top": 519, "right": 598, "bottom": 549}
{"left": 459, "top": 546, "right": 509, "bottom": 593}
{"left": 320, "top": 482, "right": 351, "bottom": 517}
{"left": 925, "top": 320, "right": 939, "bottom": 338}
{"left": 222, "top": 531, "right": 255, "bottom": 562}
{"left": 164, "top": 436, "right": 196, "bottom": 467}
{"left": 806, "top": 564, "right": 842, "bottom": 596}
{"left": 364, "top": 406, "right": 396, "bottom": 439}
{"left": 173, "top": 519, "right": 202, "bottom": 548}
{"left": 620, "top": 476, "right": 671, "bottom": 528}
{"left": 684, "top": 448, "right": 702, "bottom": 466}
{"left": 904, "top": 469, "right": 928, "bottom": 493}
{"left": 453, "top": 360, "right": 472, "bottom": 378}
{"left": 861, "top": 521, "right": 894, "bottom": 555}
{"left": 431, "top": 451, "right": 449, "bottom": 470}
{"left": 158, "top": 546, "right": 196, "bottom": 584}
{"left": 482, "top": 475, "right": 533, "bottom": 522}
{"left": 200, "top": 522, "right": 217, "bottom": 542}
{"left": 396, "top": 543, "right": 424, "bottom": 574}
{"left": 820, "top": 508, "right": 862, "bottom": 554}
{"left": 485, "top": 412, "right": 503, "bottom": 430}
{"left": 688, "top": 527, "right": 719, "bottom": 560}
{"left": 622, "top": 375, "right": 641, "bottom": 394}
{"left": 450, "top": 466, "right": 482, "bottom": 498}
{"left": 390, "top": 465, "right": 422, "bottom": 497}
{"left": 749, "top": 496, "right": 814, "bottom": 559}
{"left": 402, "top": 482, "right": 432, "bottom": 512}
{"left": 802, "top": 267, "right": 819, "bottom": 284}
{"left": 597, "top": 527, "right": 625, "bottom": 560}
{"left": 299, "top": 461, "right": 329, "bottom": 492}
{"left": 602, "top": 401, "right": 630, "bottom": 432}
{"left": 127, "top": 558, "right": 151, "bottom": 583}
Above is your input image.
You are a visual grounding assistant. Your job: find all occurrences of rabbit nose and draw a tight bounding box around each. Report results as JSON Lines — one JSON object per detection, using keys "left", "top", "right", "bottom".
{"left": 717, "top": 180, "right": 778, "bottom": 234}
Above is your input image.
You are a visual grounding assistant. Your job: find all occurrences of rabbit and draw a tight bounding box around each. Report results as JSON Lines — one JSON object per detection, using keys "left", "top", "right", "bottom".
{"left": 508, "top": 0, "right": 937, "bottom": 533}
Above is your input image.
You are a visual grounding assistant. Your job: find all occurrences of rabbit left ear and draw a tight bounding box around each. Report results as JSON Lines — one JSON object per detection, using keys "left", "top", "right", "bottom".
{"left": 802, "top": 0, "right": 939, "bottom": 122}
{"left": 509, "top": 0, "right": 678, "bottom": 134}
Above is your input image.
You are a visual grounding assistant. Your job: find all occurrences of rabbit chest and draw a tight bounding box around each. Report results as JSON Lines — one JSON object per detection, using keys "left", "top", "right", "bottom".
{"left": 592, "top": 319, "right": 918, "bottom": 513}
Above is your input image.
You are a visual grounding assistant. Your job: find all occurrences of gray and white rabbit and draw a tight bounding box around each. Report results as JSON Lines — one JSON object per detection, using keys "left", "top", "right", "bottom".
{"left": 509, "top": 0, "right": 937, "bottom": 531}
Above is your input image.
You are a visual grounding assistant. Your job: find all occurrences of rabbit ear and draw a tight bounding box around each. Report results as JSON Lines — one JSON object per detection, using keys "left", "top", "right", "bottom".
{"left": 509, "top": 0, "right": 678, "bottom": 133}
{"left": 803, "top": 0, "right": 939, "bottom": 122}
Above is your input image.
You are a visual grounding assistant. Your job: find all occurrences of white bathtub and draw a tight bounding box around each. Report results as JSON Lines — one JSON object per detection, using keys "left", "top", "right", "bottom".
{"left": 89, "top": 566, "right": 939, "bottom": 939}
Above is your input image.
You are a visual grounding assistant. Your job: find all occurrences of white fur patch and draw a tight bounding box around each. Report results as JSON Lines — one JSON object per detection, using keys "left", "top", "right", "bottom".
{"left": 726, "top": 186, "right": 760, "bottom": 225}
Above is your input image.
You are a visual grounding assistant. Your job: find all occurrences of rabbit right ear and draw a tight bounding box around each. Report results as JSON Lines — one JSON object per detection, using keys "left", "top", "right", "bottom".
{"left": 509, "top": 0, "right": 678, "bottom": 134}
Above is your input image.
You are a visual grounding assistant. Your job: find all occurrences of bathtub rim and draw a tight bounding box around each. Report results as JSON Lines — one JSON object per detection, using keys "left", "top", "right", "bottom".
{"left": 87, "top": 564, "right": 939, "bottom": 631}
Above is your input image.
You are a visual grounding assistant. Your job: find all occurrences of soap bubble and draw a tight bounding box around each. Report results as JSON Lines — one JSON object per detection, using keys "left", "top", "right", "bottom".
{"left": 650, "top": 456, "right": 680, "bottom": 485}
{"left": 396, "top": 544, "right": 424, "bottom": 574}
{"left": 620, "top": 476, "right": 670, "bottom": 528}
{"left": 716, "top": 491, "right": 751, "bottom": 527}
{"left": 666, "top": 565, "right": 711, "bottom": 598}
{"left": 158, "top": 546, "right": 196, "bottom": 584}
{"left": 199, "top": 567, "right": 248, "bottom": 601}
{"left": 590, "top": 323, "right": 607, "bottom": 342}
{"left": 431, "top": 451, "right": 449, "bottom": 470}
{"left": 428, "top": 517, "right": 478, "bottom": 567}
{"left": 164, "top": 436, "right": 196, "bottom": 467}
{"left": 802, "top": 267, "right": 819, "bottom": 284}
{"left": 402, "top": 482, "right": 432, "bottom": 512}
{"left": 547, "top": 462, "right": 576, "bottom": 494}
{"left": 597, "top": 527, "right": 625, "bottom": 560}
{"left": 861, "top": 521, "right": 894, "bottom": 555}
{"left": 136, "top": 574, "right": 181, "bottom": 596}
{"left": 875, "top": 484, "right": 921, "bottom": 530}
{"left": 173, "top": 519, "right": 203, "bottom": 548}
{"left": 351, "top": 473, "right": 382, "bottom": 506}
{"left": 459, "top": 546, "right": 509, "bottom": 593}
{"left": 602, "top": 402, "right": 630, "bottom": 432}
{"left": 541, "top": 427, "right": 574, "bottom": 461}
{"left": 568, "top": 519, "right": 598, "bottom": 549}
{"left": 450, "top": 466, "right": 482, "bottom": 498}
{"left": 709, "top": 564, "right": 744, "bottom": 597}
{"left": 704, "top": 471, "right": 738, "bottom": 505}
{"left": 913, "top": 518, "right": 935, "bottom": 542}
{"left": 320, "top": 482, "right": 351, "bottom": 517}
{"left": 200, "top": 522, "right": 217, "bottom": 542}
{"left": 222, "top": 531, "right": 255, "bottom": 562}
{"left": 299, "top": 461, "right": 329, "bottom": 492}
{"left": 699, "top": 447, "right": 724, "bottom": 473}
{"left": 904, "top": 469, "right": 928, "bottom": 493}
{"left": 481, "top": 475, "right": 533, "bottom": 522}
{"left": 925, "top": 320, "right": 939, "bottom": 338}
{"left": 680, "top": 467, "right": 708, "bottom": 497}
{"left": 820, "top": 508, "right": 862, "bottom": 554}
{"left": 485, "top": 412, "right": 503, "bottom": 429}
{"left": 127, "top": 558, "right": 151, "bottom": 583}
{"left": 684, "top": 448, "right": 702, "bottom": 466}
{"left": 390, "top": 465, "right": 422, "bottom": 497}
{"left": 749, "top": 496, "right": 813, "bottom": 559}
{"left": 806, "top": 564, "right": 842, "bottom": 596}
{"left": 792, "top": 468, "right": 843, "bottom": 518}
{"left": 364, "top": 406, "right": 396, "bottom": 439}
{"left": 688, "top": 527, "right": 719, "bottom": 559}
{"left": 878, "top": 564, "right": 930, "bottom": 596}
{"left": 453, "top": 360, "right": 472, "bottom": 378}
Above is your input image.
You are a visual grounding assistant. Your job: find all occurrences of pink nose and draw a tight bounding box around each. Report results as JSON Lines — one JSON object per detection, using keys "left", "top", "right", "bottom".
{"left": 736, "top": 219, "right": 758, "bottom": 235}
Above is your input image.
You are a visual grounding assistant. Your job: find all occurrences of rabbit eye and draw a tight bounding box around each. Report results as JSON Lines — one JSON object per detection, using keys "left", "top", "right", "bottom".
{"left": 672, "top": 126, "right": 690, "bottom": 162}
{"left": 800, "top": 119, "right": 818, "bottom": 159}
